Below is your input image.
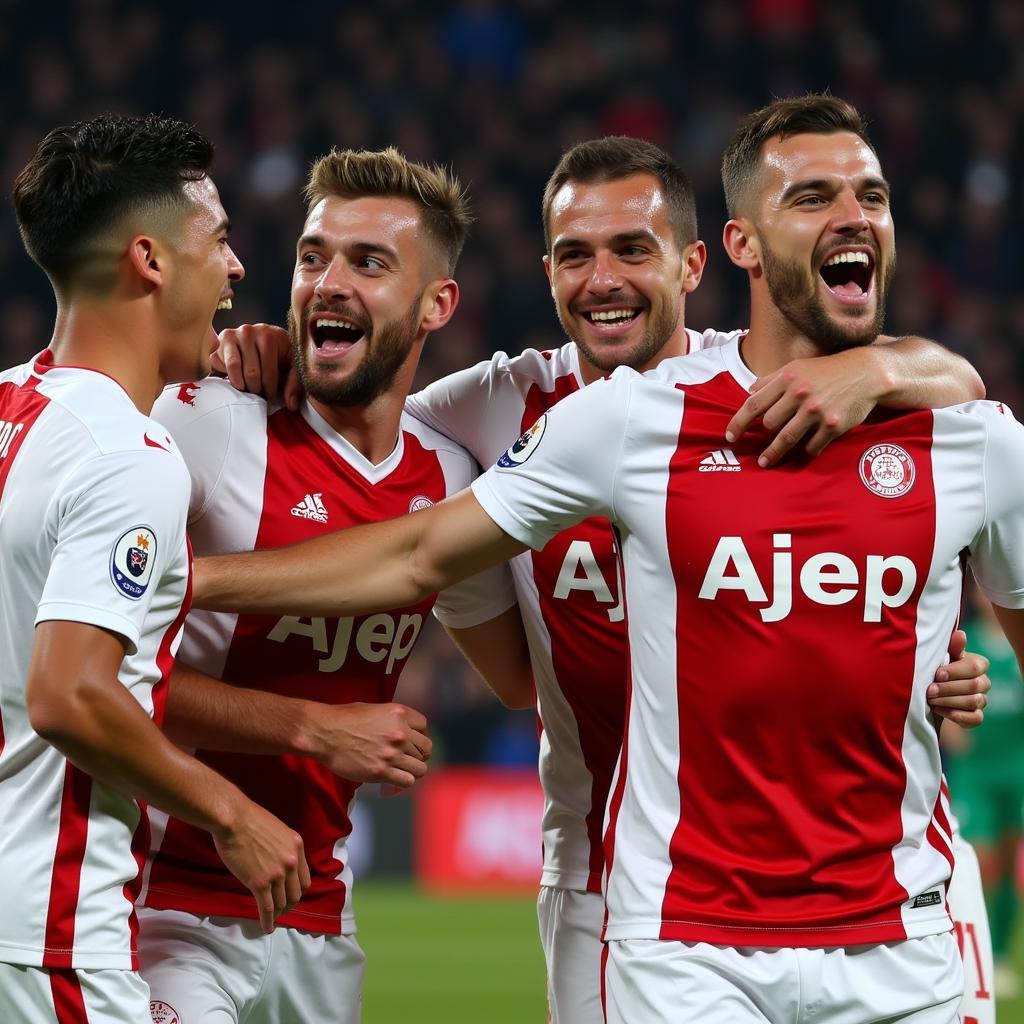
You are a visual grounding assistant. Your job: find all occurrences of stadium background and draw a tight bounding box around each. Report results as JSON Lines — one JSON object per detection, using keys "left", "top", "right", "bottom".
{"left": 1, "top": 0, "right": 1021, "bottom": 1019}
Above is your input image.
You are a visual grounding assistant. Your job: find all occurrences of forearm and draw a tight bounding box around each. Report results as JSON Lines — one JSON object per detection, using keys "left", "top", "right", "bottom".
{"left": 164, "top": 663, "right": 319, "bottom": 757}
{"left": 31, "top": 667, "right": 245, "bottom": 838}
{"left": 193, "top": 489, "right": 526, "bottom": 618}
{"left": 873, "top": 336, "right": 984, "bottom": 408}
{"left": 195, "top": 511, "right": 435, "bottom": 616}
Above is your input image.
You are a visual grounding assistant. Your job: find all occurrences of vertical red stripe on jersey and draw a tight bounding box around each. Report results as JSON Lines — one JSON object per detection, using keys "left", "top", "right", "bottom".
{"left": 147, "top": 411, "right": 447, "bottom": 932}
{"left": 658, "top": 375, "right": 940, "bottom": 942}
{"left": 49, "top": 969, "right": 88, "bottom": 1024}
{"left": 928, "top": 779, "right": 955, "bottom": 875}
{"left": 42, "top": 764, "right": 93, "bottom": 968}
{"left": 0, "top": 377, "right": 49, "bottom": 497}
{"left": 522, "top": 376, "right": 629, "bottom": 891}
{"left": 0, "top": 378, "right": 51, "bottom": 787}
{"left": 151, "top": 537, "right": 192, "bottom": 729}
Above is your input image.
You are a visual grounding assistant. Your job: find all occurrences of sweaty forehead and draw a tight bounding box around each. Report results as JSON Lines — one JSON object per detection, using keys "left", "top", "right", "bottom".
{"left": 759, "top": 132, "right": 883, "bottom": 197}
{"left": 303, "top": 194, "right": 423, "bottom": 250}
{"left": 549, "top": 173, "right": 669, "bottom": 242}
{"left": 180, "top": 176, "right": 226, "bottom": 230}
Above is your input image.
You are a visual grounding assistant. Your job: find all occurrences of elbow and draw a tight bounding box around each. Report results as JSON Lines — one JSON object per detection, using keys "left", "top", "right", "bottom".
{"left": 408, "top": 552, "right": 447, "bottom": 604}
{"left": 500, "top": 691, "right": 536, "bottom": 711}
{"left": 495, "top": 672, "right": 537, "bottom": 711}
{"left": 967, "top": 367, "right": 986, "bottom": 401}
{"left": 27, "top": 674, "right": 99, "bottom": 748}
{"left": 27, "top": 689, "right": 76, "bottom": 745}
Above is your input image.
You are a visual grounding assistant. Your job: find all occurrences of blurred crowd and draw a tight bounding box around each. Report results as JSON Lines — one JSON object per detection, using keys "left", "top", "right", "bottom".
{"left": 1, "top": 0, "right": 1022, "bottom": 759}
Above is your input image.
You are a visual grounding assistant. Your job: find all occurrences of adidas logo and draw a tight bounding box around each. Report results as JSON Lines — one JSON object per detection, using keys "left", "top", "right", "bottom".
{"left": 698, "top": 448, "right": 741, "bottom": 472}
{"left": 291, "top": 492, "right": 329, "bottom": 523}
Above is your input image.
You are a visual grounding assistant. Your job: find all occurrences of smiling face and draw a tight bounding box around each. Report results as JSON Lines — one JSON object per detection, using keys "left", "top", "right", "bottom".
{"left": 544, "top": 173, "right": 702, "bottom": 381}
{"left": 289, "top": 194, "right": 434, "bottom": 407}
{"left": 746, "top": 131, "right": 895, "bottom": 352}
{"left": 163, "top": 176, "right": 244, "bottom": 381}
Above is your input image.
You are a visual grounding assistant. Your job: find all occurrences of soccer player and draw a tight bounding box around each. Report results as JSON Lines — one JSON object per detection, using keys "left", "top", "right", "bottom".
{"left": 136, "top": 148, "right": 521, "bottom": 1024}
{"left": 0, "top": 115, "right": 308, "bottom": 1024}
{"left": 215, "top": 137, "right": 991, "bottom": 1023}
{"left": 194, "top": 96, "right": 1024, "bottom": 1022}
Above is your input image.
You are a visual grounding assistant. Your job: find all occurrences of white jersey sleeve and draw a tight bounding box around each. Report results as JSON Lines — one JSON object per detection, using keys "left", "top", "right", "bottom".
{"left": 36, "top": 445, "right": 190, "bottom": 655}
{"left": 405, "top": 351, "right": 527, "bottom": 465}
{"left": 471, "top": 370, "right": 631, "bottom": 550}
{"left": 152, "top": 379, "right": 261, "bottom": 523}
{"left": 966, "top": 401, "right": 1024, "bottom": 608}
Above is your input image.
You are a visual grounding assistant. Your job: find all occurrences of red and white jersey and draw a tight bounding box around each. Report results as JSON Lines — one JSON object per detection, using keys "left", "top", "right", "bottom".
{"left": 407, "top": 328, "right": 737, "bottom": 892}
{"left": 470, "top": 336, "right": 1024, "bottom": 947}
{"left": 0, "top": 352, "right": 191, "bottom": 970}
{"left": 141, "top": 378, "right": 514, "bottom": 935}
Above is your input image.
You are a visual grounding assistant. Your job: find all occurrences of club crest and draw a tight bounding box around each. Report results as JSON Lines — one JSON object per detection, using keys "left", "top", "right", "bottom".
{"left": 409, "top": 495, "right": 434, "bottom": 513}
{"left": 497, "top": 415, "right": 547, "bottom": 469}
{"left": 150, "top": 1002, "right": 180, "bottom": 1024}
{"left": 110, "top": 526, "right": 157, "bottom": 600}
{"left": 859, "top": 443, "right": 915, "bottom": 498}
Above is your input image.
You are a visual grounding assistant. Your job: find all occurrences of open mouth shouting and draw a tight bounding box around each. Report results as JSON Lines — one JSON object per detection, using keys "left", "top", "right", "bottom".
{"left": 307, "top": 309, "right": 369, "bottom": 359}
{"left": 818, "top": 247, "right": 875, "bottom": 308}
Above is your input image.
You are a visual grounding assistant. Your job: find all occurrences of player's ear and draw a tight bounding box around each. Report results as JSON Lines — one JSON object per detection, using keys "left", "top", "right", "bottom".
{"left": 543, "top": 254, "right": 553, "bottom": 289}
{"left": 723, "top": 218, "right": 761, "bottom": 271}
{"left": 127, "top": 234, "right": 163, "bottom": 287}
{"left": 681, "top": 240, "right": 707, "bottom": 295}
{"left": 420, "top": 279, "right": 459, "bottom": 333}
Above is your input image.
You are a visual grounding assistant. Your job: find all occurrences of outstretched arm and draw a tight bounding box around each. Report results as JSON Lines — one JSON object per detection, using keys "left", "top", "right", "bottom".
{"left": 727, "top": 336, "right": 984, "bottom": 467}
{"left": 194, "top": 488, "right": 526, "bottom": 619}
{"left": 165, "top": 663, "right": 432, "bottom": 788}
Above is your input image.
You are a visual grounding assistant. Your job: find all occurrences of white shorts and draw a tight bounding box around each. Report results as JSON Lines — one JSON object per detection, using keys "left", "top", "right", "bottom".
{"left": 604, "top": 932, "right": 963, "bottom": 1024}
{"left": 0, "top": 962, "right": 151, "bottom": 1023}
{"left": 948, "top": 833, "right": 995, "bottom": 1024}
{"left": 537, "top": 886, "right": 604, "bottom": 1024}
{"left": 138, "top": 907, "right": 365, "bottom": 1024}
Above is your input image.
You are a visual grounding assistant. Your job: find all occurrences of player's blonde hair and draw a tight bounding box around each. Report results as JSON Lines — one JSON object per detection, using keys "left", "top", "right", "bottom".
{"left": 305, "top": 147, "right": 472, "bottom": 275}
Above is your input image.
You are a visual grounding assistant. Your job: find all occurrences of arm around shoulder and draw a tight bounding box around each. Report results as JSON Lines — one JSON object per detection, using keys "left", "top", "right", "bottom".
{"left": 873, "top": 335, "right": 984, "bottom": 408}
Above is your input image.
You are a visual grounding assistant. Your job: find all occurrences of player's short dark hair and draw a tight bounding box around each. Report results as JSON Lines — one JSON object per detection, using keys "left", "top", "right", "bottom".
{"left": 305, "top": 147, "right": 472, "bottom": 277}
{"left": 542, "top": 136, "right": 698, "bottom": 252}
{"left": 13, "top": 114, "right": 214, "bottom": 289}
{"left": 721, "top": 93, "right": 875, "bottom": 218}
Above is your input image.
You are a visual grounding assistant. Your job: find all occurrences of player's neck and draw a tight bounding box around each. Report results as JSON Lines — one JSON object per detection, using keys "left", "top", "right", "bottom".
{"left": 48, "top": 303, "right": 163, "bottom": 413}
{"left": 740, "top": 300, "right": 826, "bottom": 376}
{"left": 308, "top": 390, "right": 406, "bottom": 466}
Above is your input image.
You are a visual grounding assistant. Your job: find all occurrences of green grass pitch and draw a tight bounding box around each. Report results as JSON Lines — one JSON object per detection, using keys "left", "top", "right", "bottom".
{"left": 358, "top": 882, "right": 547, "bottom": 1022}
{"left": 357, "top": 881, "right": 1024, "bottom": 1022}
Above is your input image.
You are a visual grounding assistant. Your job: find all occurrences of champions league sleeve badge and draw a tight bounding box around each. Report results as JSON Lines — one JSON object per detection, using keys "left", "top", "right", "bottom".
{"left": 110, "top": 526, "right": 157, "bottom": 600}
{"left": 497, "top": 414, "right": 547, "bottom": 470}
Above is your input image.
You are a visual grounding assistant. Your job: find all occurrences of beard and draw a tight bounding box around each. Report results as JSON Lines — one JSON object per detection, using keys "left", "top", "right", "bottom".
{"left": 556, "top": 292, "right": 681, "bottom": 373}
{"left": 761, "top": 236, "right": 895, "bottom": 354}
{"left": 288, "top": 296, "right": 422, "bottom": 408}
